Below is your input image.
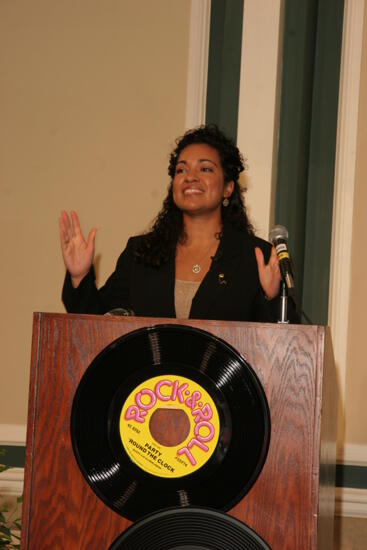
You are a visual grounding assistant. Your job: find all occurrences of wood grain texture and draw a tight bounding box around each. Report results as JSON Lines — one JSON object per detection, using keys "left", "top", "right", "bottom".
{"left": 21, "top": 313, "right": 337, "bottom": 550}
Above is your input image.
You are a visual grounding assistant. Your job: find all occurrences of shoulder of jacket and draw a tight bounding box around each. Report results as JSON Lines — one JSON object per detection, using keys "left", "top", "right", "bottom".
{"left": 115, "top": 234, "right": 145, "bottom": 264}
{"left": 250, "top": 234, "right": 272, "bottom": 252}
{"left": 125, "top": 233, "right": 150, "bottom": 248}
{"left": 223, "top": 224, "right": 271, "bottom": 251}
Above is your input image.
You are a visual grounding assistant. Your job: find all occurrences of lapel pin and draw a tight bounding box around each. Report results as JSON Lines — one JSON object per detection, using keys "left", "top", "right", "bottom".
{"left": 218, "top": 273, "right": 227, "bottom": 285}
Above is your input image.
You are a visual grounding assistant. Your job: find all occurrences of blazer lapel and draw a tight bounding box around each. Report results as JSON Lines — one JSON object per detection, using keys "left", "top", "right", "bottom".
{"left": 133, "top": 251, "right": 176, "bottom": 317}
{"left": 190, "top": 225, "right": 250, "bottom": 319}
{"left": 153, "top": 253, "right": 176, "bottom": 317}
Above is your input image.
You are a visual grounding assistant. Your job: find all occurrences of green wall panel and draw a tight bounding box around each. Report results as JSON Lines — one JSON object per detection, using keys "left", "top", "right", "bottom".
{"left": 206, "top": 0, "right": 244, "bottom": 140}
{"left": 275, "top": 0, "right": 344, "bottom": 324}
{"left": 302, "top": 0, "right": 344, "bottom": 324}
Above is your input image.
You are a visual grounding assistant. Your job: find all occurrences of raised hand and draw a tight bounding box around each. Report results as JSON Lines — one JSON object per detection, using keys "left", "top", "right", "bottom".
{"left": 59, "top": 210, "right": 97, "bottom": 288}
{"left": 255, "top": 246, "right": 281, "bottom": 300}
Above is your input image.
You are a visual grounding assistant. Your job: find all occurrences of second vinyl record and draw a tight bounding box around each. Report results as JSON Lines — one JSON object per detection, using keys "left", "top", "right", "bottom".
{"left": 71, "top": 324, "right": 270, "bottom": 520}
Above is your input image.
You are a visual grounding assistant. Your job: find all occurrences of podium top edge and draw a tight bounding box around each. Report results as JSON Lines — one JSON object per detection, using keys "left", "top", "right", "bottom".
{"left": 32, "top": 312, "right": 327, "bottom": 330}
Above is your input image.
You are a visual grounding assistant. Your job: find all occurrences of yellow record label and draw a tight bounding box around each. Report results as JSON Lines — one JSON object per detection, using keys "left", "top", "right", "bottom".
{"left": 120, "top": 374, "right": 220, "bottom": 478}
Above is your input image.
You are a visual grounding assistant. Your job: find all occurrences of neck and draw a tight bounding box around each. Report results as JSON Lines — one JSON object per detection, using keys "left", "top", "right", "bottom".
{"left": 181, "top": 213, "right": 223, "bottom": 245}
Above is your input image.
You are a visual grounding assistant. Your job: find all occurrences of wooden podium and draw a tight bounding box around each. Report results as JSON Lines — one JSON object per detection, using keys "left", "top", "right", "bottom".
{"left": 21, "top": 313, "right": 337, "bottom": 549}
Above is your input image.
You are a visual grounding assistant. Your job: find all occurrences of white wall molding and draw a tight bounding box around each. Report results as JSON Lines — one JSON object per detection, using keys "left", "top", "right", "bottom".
{"left": 1, "top": 468, "right": 366, "bottom": 518}
{"left": 0, "top": 468, "right": 24, "bottom": 496}
{"left": 237, "top": 0, "right": 284, "bottom": 239}
{"left": 335, "top": 443, "right": 367, "bottom": 518}
{"left": 337, "top": 443, "right": 367, "bottom": 467}
{"left": 0, "top": 424, "right": 26, "bottom": 446}
{"left": 328, "top": 1, "right": 365, "bottom": 414}
{"left": 335, "top": 487, "right": 367, "bottom": 518}
{"left": 185, "top": 0, "right": 211, "bottom": 129}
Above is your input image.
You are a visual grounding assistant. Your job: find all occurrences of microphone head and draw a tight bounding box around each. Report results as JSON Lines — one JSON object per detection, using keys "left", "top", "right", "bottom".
{"left": 104, "top": 308, "right": 135, "bottom": 316}
{"left": 269, "top": 224, "right": 289, "bottom": 243}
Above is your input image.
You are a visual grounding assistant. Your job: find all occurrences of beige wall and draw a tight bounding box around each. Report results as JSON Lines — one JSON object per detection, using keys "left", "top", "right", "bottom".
{"left": 0, "top": 0, "right": 190, "bottom": 427}
{"left": 344, "top": 0, "right": 367, "bottom": 446}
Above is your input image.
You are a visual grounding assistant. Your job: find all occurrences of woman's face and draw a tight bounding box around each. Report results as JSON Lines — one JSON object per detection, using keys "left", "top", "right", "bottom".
{"left": 172, "top": 143, "right": 234, "bottom": 218}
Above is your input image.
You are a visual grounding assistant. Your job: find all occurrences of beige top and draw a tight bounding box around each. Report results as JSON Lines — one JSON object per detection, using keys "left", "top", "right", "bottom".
{"left": 174, "top": 279, "right": 201, "bottom": 319}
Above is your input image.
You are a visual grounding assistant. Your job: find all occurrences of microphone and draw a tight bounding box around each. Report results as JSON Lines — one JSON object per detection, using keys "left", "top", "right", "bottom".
{"left": 268, "top": 225, "right": 295, "bottom": 294}
{"left": 104, "top": 308, "right": 135, "bottom": 316}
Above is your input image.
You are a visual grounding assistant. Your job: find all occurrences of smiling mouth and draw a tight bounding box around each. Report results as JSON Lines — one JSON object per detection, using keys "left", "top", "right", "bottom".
{"left": 184, "top": 188, "right": 204, "bottom": 195}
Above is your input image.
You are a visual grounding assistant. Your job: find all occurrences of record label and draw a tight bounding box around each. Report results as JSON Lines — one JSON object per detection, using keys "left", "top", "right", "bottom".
{"left": 120, "top": 374, "right": 220, "bottom": 478}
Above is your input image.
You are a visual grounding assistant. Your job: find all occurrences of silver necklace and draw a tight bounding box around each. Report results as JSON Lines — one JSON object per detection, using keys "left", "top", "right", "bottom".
{"left": 187, "top": 232, "right": 222, "bottom": 274}
{"left": 192, "top": 263, "right": 203, "bottom": 274}
{"left": 192, "top": 245, "right": 214, "bottom": 273}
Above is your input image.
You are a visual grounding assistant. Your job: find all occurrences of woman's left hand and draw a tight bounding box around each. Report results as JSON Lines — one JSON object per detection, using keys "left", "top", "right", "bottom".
{"left": 255, "top": 246, "right": 282, "bottom": 300}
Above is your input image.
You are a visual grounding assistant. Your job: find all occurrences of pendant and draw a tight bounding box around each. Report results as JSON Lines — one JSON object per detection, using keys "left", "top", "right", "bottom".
{"left": 192, "top": 264, "right": 201, "bottom": 274}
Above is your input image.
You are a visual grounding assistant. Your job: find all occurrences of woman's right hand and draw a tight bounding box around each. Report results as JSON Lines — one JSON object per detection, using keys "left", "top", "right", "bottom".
{"left": 59, "top": 210, "right": 97, "bottom": 288}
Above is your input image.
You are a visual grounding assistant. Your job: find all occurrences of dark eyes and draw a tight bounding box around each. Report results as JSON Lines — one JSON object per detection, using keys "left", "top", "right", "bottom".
{"left": 175, "top": 166, "right": 213, "bottom": 175}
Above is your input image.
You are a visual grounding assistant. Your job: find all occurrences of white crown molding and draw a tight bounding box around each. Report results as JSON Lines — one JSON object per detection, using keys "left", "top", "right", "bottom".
{"left": 0, "top": 424, "right": 26, "bottom": 446}
{"left": 185, "top": 0, "right": 211, "bottom": 129}
{"left": 328, "top": 1, "right": 365, "bottom": 410}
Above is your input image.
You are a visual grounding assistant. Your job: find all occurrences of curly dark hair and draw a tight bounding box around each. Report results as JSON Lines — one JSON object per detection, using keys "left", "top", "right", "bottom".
{"left": 135, "top": 124, "right": 254, "bottom": 266}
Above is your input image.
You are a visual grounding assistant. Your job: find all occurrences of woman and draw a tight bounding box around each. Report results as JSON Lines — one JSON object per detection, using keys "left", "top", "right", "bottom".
{"left": 60, "top": 125, "right": 295, "bottom": 322}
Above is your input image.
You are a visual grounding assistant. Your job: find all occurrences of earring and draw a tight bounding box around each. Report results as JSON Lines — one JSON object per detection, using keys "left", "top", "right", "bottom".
{"left": 222, "top": 197, "right": 229, "bottom": 207}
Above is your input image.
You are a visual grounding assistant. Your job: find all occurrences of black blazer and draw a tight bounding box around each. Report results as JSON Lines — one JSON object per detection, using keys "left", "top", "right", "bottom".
{"left": 62, "top": 224, "right": 298, "bottom": 323}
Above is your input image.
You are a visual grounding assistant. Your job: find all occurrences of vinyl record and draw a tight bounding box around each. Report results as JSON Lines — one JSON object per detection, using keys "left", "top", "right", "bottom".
{"left": 108, "top": 507, "right": 271, "bottom": 550}
{"left": 71, "top": 324, "right": 270, "bottom": 520}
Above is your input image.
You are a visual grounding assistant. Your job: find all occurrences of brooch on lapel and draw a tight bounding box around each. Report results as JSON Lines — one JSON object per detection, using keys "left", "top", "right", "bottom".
{"left": 218, "top": 273, "right": 227, "bottom": 286}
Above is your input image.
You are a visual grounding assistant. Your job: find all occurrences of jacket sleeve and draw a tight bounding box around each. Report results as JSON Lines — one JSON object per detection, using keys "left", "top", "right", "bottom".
{"left": 62, "top": 238, "right": 135, "bottom": 315}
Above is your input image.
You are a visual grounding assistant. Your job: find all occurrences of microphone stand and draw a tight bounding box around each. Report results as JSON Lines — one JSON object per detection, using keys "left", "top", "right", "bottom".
{"left": 278, "top": 280, "right": 289, "bottom": 324}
